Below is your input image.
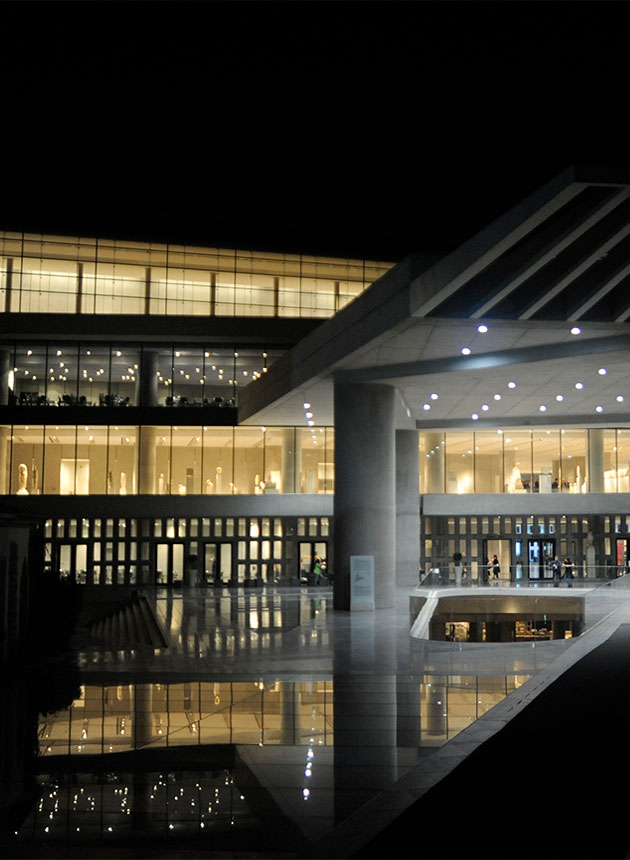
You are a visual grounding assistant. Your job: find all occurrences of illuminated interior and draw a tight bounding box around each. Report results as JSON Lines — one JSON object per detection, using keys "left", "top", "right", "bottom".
{"left": 420, "top": 427, "right": 630, "bottom": 493}
{"left": 0, "top": 233, "right": 393, "bottom": 318}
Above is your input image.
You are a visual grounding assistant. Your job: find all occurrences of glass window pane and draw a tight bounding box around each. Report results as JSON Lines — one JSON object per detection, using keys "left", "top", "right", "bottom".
{"left": 445, "top": 432, "right": 474, "bottom": 494}
{"left": 473, "top": 430, "right": 503, "bottom": 493}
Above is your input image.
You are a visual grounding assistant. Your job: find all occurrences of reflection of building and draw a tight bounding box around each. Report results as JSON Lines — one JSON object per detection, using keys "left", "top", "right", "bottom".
{"left": 4, "top": 166, "right": 630, "bottom": 593}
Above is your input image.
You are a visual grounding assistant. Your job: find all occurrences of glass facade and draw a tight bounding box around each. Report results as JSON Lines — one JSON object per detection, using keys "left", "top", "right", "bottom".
{"left": 0, "top": 233, "right": 393, "bottom": 318}
{"left": 44, "top": 514, "right": 332, "bottom": 586}
{"left": 4, "top": 342, "right": 280, "bottom": 408}
{"left": 2, "top": 425, "right": 334, "bottom": 496}
{"left": 420, "top": 428, "right": 630, "bottom": 494}
{"left": 6, "top": 424, "right": 630, "bottom": 497}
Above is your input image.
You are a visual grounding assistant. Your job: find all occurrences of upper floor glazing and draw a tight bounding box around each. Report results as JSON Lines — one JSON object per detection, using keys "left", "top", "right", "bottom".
{"left": 421, "top": 428, "right": 630, "bottom": 494}
{"left": 0, "top": 232, "right": 393, "bottom": 318}
{"left": 1, "top": 341, "right": 279, "bottom": 408}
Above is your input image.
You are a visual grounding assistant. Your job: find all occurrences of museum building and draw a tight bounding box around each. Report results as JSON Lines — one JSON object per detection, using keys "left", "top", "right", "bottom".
{"left": 3, "top": 165, "right": 630, "bottom": 606}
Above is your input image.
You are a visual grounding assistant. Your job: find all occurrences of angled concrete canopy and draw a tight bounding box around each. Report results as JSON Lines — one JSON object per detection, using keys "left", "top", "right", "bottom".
{"left": 239, "top": 165, "right": 630, "bottom": 430}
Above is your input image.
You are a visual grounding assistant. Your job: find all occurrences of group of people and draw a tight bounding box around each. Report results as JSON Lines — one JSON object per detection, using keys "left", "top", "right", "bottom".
{"left": 482, "top": 553, "right": 575, "bottom": 586}
{"left": 481, "top": 554, "right": 502, "bottom": 583}
{"left": 549, "top": 555, "right": 574, "bottom": 587}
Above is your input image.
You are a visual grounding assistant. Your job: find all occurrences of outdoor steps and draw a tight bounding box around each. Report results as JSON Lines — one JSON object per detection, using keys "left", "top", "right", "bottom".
{"left": 90, "top": 595, "right": 167, "bottom": 649}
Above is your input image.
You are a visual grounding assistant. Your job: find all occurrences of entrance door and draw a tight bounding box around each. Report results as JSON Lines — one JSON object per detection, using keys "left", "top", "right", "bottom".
{"left": 155, "top": 542, "right": 185, "bottom": 585}
{"left": 57, "top": 543, "right": 88, "bottom": 583}
{"left": 482, "top": 539, "right": 511, "bottom": 582}
{"left": 616, "top": 539, "right": 630, "bottom": 576}
{"left": 203, "top": 542, "right": 233, "bottom": 585}
{"left": 299, "top": 541, "right": 328, "bottom": 583}
{"left": 528, "top": 539, "right": 555, "bottom": 579}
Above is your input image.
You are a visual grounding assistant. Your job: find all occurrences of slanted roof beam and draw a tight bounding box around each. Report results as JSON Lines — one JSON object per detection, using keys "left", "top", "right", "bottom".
{"left": 472, "top": 188, "right": 630, "bottom": 318}
{"left": 569, "top": 260, "right": 630, "bottom": 320}
{"left": 519, "top": 222, "right": 630, "bottom": 320}
{"left": 410, "top": 170, "right": 588, "bottom": 318}
{"left": 614, "top": 299, "right": 630, "bottom": 323}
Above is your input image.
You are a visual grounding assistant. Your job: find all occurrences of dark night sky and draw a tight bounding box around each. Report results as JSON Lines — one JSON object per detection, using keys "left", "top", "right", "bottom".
{"left": 2, "top": 0, "right": 629, "bottom": 260}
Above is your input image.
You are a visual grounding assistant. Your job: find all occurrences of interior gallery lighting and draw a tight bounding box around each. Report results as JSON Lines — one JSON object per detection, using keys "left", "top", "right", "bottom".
{"left": 617, "top": 395, "right": 625, "bottom": 402}
{"left": 477, "top": 324, "right": 488, "bottom": 333}
{"left": 575, "top": 382, "right": 584, "bottom": 389}
{"left": 598, "top": 368, "right": 607, "bottom": 375}
{"left": 570, "top": 326, "right": 582, "bottom": 335}
{"left": 507, "top": 381, "right": 517, "bottom": 388}
{"left": 461, "top": 347, "right": 471, "bottom": 355}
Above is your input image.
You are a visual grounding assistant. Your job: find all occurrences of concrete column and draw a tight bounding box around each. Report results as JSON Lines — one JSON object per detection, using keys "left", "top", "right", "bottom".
{"left": 136, "top": 349, "right": 158, "bottom": 407}
{"left": 138, "top": 426, "right": 156, "bottom": 494}
{"left": 281, "top": 428, "right": 296, "bottom": 493}
{"left": 333, "top": 382, "right": 395, "bottom": 610}
{"left": 422, "top": 432, "right": 445, "bottom": 493}
{"left": 133, "top": 683, "right": 154, "bottom": 748}
{"left": 333, "top": 675, "right": 397, "bottom": 823}
{"left": 426, "top": 679, "right": 447, "bottom": 735}
{"left": 0, "top": 350, "right": 11, "bottom": 406}
{"left": 396, "top": 678, "right": 422, "bottom": 747}
{"left": 588, "top": 429, "right": 605, "bottom": 493}
{"left": 396, "top": 429, "right": 420, "bottom": 587}
{"left": 0, "top": 425, "right": 9, "bottom": 495}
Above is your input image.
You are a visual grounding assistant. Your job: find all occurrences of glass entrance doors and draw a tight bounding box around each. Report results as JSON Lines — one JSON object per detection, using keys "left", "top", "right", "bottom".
{"left": 528, "top": 539, "right": 555, "bottom": 579}
{"left": 57, "top": 543, "right": 88, "bottom": 583}
{"left": 203, "top": 542, "right": 233, "bottom": 585}
{"left": 616, "top": 539, "right": 630, "bottom": 576}
{"left": 155, "top": 542, "right": 185, "bottom": 585}
{"left": 299, "top": 541, "right": 328, "bottom": 583}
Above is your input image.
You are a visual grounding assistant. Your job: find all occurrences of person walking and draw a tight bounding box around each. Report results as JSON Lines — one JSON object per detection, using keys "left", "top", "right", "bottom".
{"left": 550, "top": 555, "right": 562, "bottom": 587}
{"left": 563, "top": 557, "right": 574, "bottom": 587}
{"left": 490, "top": 554, "right": 501, "bottom": 580}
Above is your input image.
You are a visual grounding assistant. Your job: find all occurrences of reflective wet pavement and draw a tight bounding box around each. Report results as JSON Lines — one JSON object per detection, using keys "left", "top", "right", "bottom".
{"left": 4, "top": 581, "right": 630, "bottom": 858}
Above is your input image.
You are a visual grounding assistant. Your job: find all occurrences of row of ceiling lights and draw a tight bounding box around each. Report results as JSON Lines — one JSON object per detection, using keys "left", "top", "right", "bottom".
{"left": 422, "top": 323, "right": 625, "bottom": 420}
{"left": 459, "top": 323, "right": 583, "bottom": 356}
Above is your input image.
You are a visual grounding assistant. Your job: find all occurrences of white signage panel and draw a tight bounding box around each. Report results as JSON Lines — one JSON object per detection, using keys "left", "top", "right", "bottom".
{"left": 350, "top": 555, "right": 375, "bottom": 611}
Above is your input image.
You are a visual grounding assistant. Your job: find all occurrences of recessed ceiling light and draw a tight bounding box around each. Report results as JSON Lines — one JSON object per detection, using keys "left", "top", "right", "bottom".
{"left": 595, "top": 405, "right": 604, "bottom": 413}
{"left": 481, "top": 404, "right": 489, "bottom": 411}
{"left": 471, "top": 413, "right": 479, "bottom": 420}
{"left": 493, "top": 394, "right": 501, "bottom": 400}
{"left": 303, "top": 402, "right": 311, "bottom": 409}
{"left": 539, "top": 405, "right": 547, "bottom": 412}
{"left": 430, "top": 393, "right": 439, "bottom": 400}
{"left": 575, "top": 382, "right": 584, "bottom": 390}
{"left": 556, "top": 394, "right": 564, "bottom": 402}
{"left": 305, "top": 411, "right": 313, "bottom": 418}
{"left": 477, "top": 324, "right": 488, "bottom": 333}
{"left": 570, "top": 326, "right": 582, "bottom": 335}
{"left": 617, "top": 395, "right": 625, "bottom": 402}
{"left": 461, "top": 347, "right": 471, "bottom": 355}
{"left": 598, "top": 368, "right": 607, "bottom": 375}
{"left": 422, "top": 403, "right": 431, "bottom": 410}
{"left": 507, "top": 381, "right": 517, "bottom": 389}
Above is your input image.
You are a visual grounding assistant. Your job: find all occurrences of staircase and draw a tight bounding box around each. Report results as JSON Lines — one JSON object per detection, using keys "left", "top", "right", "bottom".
{"left": 88, "top": 593, "right": 167, "bottom": 649}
